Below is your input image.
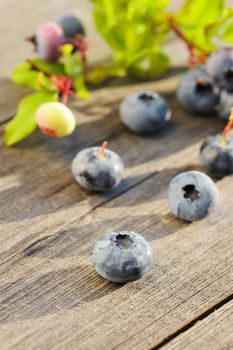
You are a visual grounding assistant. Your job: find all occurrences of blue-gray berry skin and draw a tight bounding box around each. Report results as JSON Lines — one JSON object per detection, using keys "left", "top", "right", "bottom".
{"left": 218, "top": 90, "right": 233, "bottom": 120}
{"left": 55, "top": 14, "right": 85, "bottom": 38}
{"left": 93, "top": 231, "right": 153, "bottom": 283}
{"left": 177, "top": 67, "right": 220, "bottom": 115}
{"left": 206, "top": 48, "right": 233, "bottom": 92}
{"left": 72, "top": 147, "right": 124, "bottom": 192}
{"left": 167, "top": 171, "right": 219, "bottom": 222}
{"left": 119, "top": 91, "right": 171, "bottom": 133}
{"left": 200, "top": 135, "right": 233, "bottom": 178}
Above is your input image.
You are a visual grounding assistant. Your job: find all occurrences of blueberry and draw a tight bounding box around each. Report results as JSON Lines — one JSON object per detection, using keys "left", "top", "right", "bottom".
{"left": 93, "top": 231, "right": 153, "bottom": 283}
{"left": 72, "top": 146, "right": 124, "bottom": 192}
{"left": 167, "top": 171, "right": 219, "bottom": 222}
{"left": 218, "top": 90, "right": 233, "bottom": 121}
{"left": 206, "top": 48, "right": 233, "bottom": 92}
{"left": 119, "top": 91, "right": 171, "bottom": 133}
{"left": 200, "top": 135, "right": 233, "bottom": 178}
{"left": 177, "top": 67, "right": 220, "bottom": 115}
{"left": 55, "top": 14, "right": 85, "bottom": 38}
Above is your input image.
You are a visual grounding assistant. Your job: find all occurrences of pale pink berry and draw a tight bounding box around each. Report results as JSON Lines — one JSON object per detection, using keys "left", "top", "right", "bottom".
{"left": 35, "top": 102, "right": 76, "bottom": 137}
{"left": 36, "top": 22, "right": 64, "bottom": 62}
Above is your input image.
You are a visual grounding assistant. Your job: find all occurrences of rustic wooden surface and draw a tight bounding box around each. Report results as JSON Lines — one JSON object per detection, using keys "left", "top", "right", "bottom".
{"left": 0, "top": 1, "right": 233, "bottom": 350}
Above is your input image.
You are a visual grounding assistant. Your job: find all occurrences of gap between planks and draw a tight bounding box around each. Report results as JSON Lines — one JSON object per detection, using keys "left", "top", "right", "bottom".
{"left": 160, "top": 298, "right": 233, "bottom": 350}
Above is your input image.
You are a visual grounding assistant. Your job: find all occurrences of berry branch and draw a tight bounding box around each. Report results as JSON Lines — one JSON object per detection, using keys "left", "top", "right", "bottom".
{"left": 27, "top": 60, "right": 76, "bottom": 104}
{"left": 167, "top": 15, "right": 209, "bottom": 67}
{"left": 3, "top": 15, "right": 89, "bottom": 146}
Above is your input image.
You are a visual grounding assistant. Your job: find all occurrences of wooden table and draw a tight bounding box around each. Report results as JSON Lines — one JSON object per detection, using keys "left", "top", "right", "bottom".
{"left": 0, "top": 2, "right": 233, "bottom": 349}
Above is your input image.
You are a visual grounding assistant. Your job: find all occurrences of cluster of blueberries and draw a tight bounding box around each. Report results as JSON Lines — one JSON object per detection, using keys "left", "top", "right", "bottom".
{"left": 72, "top": 78, "right": 224, "bottom": 282}
{"left": 32, "top": 17, "right": 232, "bottom": 284}
{"left": 92, "top": 172, "right": 219, "bottom": 283}
{"left": 20, "top": 3, "right": 232, "bottom": 283}
{"left": 178, "top": 48, "right": 233, "bottom": 178}
{"left": 177, "top": 48, "right": 233, "bottom": 120}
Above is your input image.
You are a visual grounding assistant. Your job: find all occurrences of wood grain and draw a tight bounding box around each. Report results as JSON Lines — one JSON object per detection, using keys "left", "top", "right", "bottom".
{"left": 0, "top": 162, "right": 233, "bottom": 350}
{"left": 162, "top": 299, "right": 233, "bottom": 350}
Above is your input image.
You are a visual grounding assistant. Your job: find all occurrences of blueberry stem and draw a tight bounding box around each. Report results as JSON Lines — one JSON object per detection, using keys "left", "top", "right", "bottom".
{"left": 167, "top": 15, "right": 208, "bottom": 66}
{"left": 98, "top": 141, "right": 108, "bottom": 159}
{"left": 221, "top": 108, "right": 233, "bottom": 146}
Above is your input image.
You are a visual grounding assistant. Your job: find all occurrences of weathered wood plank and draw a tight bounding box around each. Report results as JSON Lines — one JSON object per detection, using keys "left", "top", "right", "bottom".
{"left": 1, "top": 1, "right": 230, "bottom": 349}
{"left": 162, "top": 299, "right": 233, "bottom": 350}
{"left": 0, "top": 61, "right": 229, "bottom": 350}
{"left": 0, "top": 168, "right": 232, "bottom": 350}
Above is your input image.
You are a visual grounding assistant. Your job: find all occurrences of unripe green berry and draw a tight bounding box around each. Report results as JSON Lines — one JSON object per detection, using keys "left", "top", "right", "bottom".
{"left": 35, "top": 102, "right": 76, "bottom": 137}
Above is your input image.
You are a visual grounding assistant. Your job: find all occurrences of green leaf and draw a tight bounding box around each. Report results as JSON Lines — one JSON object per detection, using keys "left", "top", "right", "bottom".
{"left": 62, "top": 53, "right": 89, "bottom": 98}
{"left": 12, "top": 61, "right": 58, "bottom": 91}
{"left": 86, "top": 63, "right": 127, "bottom": 85}
{"left": 4, "top": 91, "right": 57, "bottom": 146}
{"left": 128, "top": 48, "right": 170, "bottom": 79}
{"left": 12, "top": 61, "right": 40, "bottom": 89}
{"left": 63, "top": 54, "right": 82, "bottom": 77}
{"left": 177, "top": 0, "right": 226, "bottom": 27}
{"left": 74, "top": 75, "right": 89, "bottom": 99}
{"left": 91, "top": 0, "right": 170, "bottom": 79}
{"left": 221, "top": 19, "right": 233, "bottom": 43}
{"left": 214, "top": 8, "right": 233, "bottom": 41}
{"left": 60, "top": 44, "right": 74, "bottom": 57}
{"left": 92, "top": 7, "right": 126, "bottom": 51}
{"left": 30, "top": 58, "right": 66, "bottom": 75}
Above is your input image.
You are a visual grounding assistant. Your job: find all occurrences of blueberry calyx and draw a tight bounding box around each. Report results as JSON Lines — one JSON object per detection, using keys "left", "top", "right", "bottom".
{"left": 138, "top": 93, "right": 155, "bottom": 102}
{"left": 195, "top": 80, "right": 213, "bottom": 95}
{"left": 79, "top": 171, "right": 96, "bottom": 184}
{"left": 224, "top": 68, "right": 233, "bottom": 84}
{"left": 114, "top": 233, "right": 133, "bottom": 249}
{"left": 183, "top": 184, "right": 200, "bottom": 201}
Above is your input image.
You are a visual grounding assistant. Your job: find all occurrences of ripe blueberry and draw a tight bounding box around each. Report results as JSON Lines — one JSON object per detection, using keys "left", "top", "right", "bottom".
{"left": 167, "top": 171, "right": 219, "bottom": 222}
{"left": 119, "top": 91, "right": 171, "bottom": 133}
{"left": 55, "top": 14, "right": 85, "bottom": 38}
{"left": 72, "top": 144, "right": 124, "bottom": 192}
{"left": 206, "top": 48, "right": 233, "bottom": 92}
{"left": 177, "top": 67, "right": 220, "bottom": 115}
{"left": 200, "top": 135, "right": 233, "bottom": 178}
{"left": 93, "top": 231, "right": 153, "bottom": 283}
{"left": 218, "top": 90, "right": 233, "bottom": 121}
